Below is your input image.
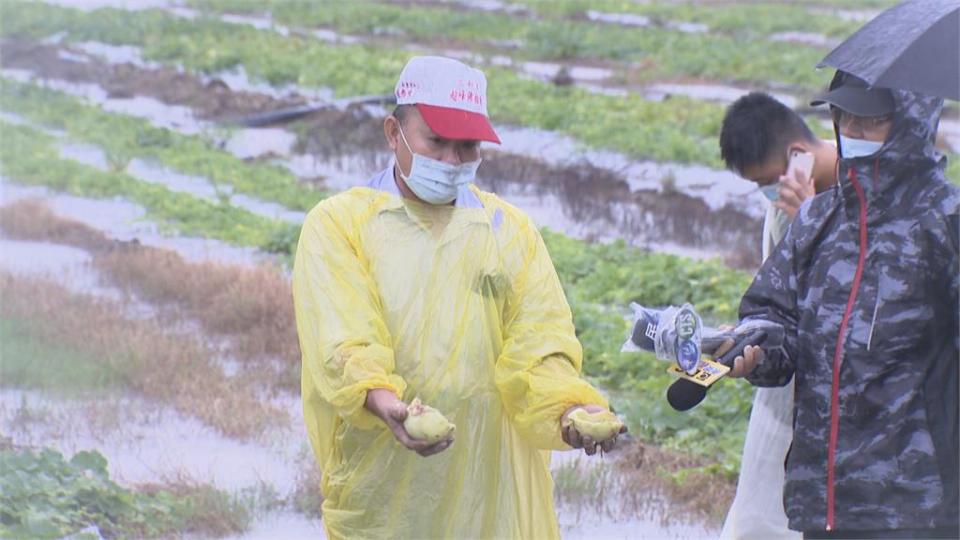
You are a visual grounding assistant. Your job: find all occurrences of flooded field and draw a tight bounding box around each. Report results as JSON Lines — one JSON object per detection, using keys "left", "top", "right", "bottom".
{"left": 2, "top": 0, "right": 952, "bottom": 538}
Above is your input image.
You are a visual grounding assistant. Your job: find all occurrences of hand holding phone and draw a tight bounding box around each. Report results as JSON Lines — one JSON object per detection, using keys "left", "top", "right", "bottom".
{"left": 775, "top": 150, "right": 816, "bottom": 218}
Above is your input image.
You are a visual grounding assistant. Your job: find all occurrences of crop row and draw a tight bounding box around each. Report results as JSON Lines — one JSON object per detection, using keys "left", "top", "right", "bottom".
{"left": 501, "top": 0, "right": 892, "bottom": 39}
{"left": 1, "top": 120, "right": 299, "bottom": 254}
{"left": 2, "top": 2, "right": 766, "bottom": 169}
{"left": 1, "top": 78, "right": 325, "bottom": 212}
{"left": 187, "top": 0, "right": 835, "bottom": 93}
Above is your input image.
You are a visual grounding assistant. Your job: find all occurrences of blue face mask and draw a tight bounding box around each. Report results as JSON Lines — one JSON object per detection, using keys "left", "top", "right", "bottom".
{"left": 839, "top": 135, "right": 884, "bottom": 159}
{"left": 397, "top": 126, "right": 480, "bottom": 205}
{"left": 759, "top": 184, "right": 780, "bottom": 202}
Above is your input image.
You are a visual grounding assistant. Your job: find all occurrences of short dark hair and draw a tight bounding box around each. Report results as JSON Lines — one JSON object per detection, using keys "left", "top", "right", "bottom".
{"left": 393, "top": 104, "right": 413, "bottom": 125}
{"left": 719, "top": 92, "right": 816, "bottom": 176}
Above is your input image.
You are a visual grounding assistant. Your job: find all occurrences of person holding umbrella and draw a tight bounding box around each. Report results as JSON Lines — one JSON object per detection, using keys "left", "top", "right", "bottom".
{"left": 717, "top": 67, "right": 959, "bottom": 539}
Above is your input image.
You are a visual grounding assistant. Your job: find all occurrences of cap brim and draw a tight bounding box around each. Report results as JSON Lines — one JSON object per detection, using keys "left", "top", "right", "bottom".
{"left": 809, "top": 85, "right": 895, "bottom": 116}
{"left": 416, "top": 103, "right": 501, "bottom": 144}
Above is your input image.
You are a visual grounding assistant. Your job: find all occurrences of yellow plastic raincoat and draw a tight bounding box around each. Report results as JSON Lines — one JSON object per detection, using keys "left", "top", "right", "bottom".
{"left": 293, "top": 179, "right": 607, "bottom": 540}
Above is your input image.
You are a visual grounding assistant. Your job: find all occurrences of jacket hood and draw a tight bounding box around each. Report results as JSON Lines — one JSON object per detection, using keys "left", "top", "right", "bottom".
{"left": 828, "top": 70, "right": 947, "bottom": 199}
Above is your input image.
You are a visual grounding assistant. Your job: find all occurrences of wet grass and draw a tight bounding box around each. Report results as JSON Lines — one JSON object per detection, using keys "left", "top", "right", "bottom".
{"left": 0, "top": 318, "right": 124, "bottom": 396}
{"left": 291, "top": 452, "right": 324, "bottom": 519}
{"left": 0, "top": 446, "right": 254, "bottom": 538}
{"left": 616, "top": 440, "right": 735, "bottom": 525}
{"left": 0, "top": 199, "right": 301, "bottom": 392}
{"left": 553, "top": 456, "right": 616, "bottom": 517}
{"left": 95, "top": 246, "right": 300, "bottom": 389}
{"left": 0, "top": 273, "right": 285, "bottom": 439}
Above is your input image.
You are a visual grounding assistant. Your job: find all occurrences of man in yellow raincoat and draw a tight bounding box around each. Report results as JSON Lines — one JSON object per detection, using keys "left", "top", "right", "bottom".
{"left": 292, "top": 56, "right": 624, "bottom": 539}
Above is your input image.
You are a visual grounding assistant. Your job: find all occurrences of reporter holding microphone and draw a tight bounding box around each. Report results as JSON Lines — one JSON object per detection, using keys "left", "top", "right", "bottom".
{"left": 717, "top": 72, "right": 958, "bottom": 540}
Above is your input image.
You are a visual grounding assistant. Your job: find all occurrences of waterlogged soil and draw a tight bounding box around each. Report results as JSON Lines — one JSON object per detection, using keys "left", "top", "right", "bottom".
{"left": 0, "top": 39, "right": 305, "bottom": 121}
{"left": 2, "top": 37, "right": 763, "bottom": 267}
{"left": 293, "top": 108, "right": 762, "bottom": 267}
{"left": 0, "top": 201, "right": 724, "bottom": 539}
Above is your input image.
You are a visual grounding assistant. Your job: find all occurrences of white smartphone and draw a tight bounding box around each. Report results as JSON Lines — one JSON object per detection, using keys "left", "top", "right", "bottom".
{"left": 787, "top": 150, "right": 815, "bottom": 182}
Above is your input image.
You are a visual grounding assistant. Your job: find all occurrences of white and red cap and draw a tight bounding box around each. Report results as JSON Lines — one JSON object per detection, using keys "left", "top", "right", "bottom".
{"left": 395, "top": 56, "right": 501, "bottom": 144}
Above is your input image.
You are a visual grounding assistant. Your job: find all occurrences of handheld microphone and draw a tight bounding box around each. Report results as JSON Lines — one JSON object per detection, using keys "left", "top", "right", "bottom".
{"left": 666, "top": 330, "right": 768, "bottom": 411}
{"left": 626, "top": 304, "right": 702, "bottom": 374}
{"left": 624, "top": 303, "right": 784, "bottom": 411}
{"left": 629, "top": 307, "right": 659, "bottom": 352}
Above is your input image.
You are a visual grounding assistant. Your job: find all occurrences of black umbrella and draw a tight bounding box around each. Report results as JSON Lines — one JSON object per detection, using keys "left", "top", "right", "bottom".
{"left": 818, "top": 0, "right": 959, "bottom": 101}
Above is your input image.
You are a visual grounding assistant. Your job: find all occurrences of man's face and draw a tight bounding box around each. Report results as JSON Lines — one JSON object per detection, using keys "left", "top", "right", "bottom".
{"left": 385, "top": 107, "right": 481, "bottom": 176}
{"left": 833, "top": 108, "right": 893, "bottom": 143}
{"left": 740, "top": 153, "right": 789, "bottom": 188}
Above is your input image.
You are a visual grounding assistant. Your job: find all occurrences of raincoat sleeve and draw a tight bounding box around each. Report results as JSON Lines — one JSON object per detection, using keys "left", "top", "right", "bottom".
{"left": 292, "top": 199, "right": 406, "bottom": 430}
{"left": 740, "top": 216, "right": 801, "bottom": 387}
{"left": 495, "top": 215, "right": 608, "bottom": 450}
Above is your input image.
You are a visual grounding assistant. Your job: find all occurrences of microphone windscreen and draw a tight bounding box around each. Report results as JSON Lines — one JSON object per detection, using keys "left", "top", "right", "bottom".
{"left": 630, "top": 310, "right": 660, "bottom": 352}
{"left": 666, "top": 379, "right": 708, "bottom": 411}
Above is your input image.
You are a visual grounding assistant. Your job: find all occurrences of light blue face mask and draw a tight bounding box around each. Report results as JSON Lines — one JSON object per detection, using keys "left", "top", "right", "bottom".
{"left": 397, "top": 126, "right": 480, "bottom": 205}
{"left": 839, "top": 135, "right": 884, "bottom": 159}
{"left": 759, "top": 183, "right": 780, "bottom": 202}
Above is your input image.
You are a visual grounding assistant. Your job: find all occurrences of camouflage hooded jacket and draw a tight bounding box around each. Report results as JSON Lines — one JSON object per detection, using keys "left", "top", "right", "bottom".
{"left": 738, "top": 82, "right": 959, "bottom": 533}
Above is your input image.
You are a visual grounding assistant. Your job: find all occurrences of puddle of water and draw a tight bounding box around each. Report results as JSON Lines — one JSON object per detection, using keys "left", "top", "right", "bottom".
{"left": 666, "top": 20, "right": 709, "bottom": 34}
{"left": 577, "top": 83, "right": 629, "bottom": 98}
{"left": 561, "top": 514, "right": 717, "bottom": 540}
{"left": 0, "top": 389, "right": 306, "bottom": 495}
{"left": 281, "top": 152, "right": 387, "bottom": 191}
{"left": 56, "top": 49, "right": 90, "bottom": 64}
{"left": 0, "top": 110, "right": 64, "bottom": 137}
{"left": 586, "top": 10, "right": 651, "bottom": 27}
{"left": 210, "top": 65, "right": 334, "bottom": 102}
{"left": 2, "top": 69, "right": 211, "bottom": 136}
{"left": 488, "top": 179, "right": 751, "bottom": 262}
{"left": 44, "top": 0, "right": 176, "bottom": 10}
{"left": 550, "top": 451, "right": 719, "bottom": 539}
{"left": 225, "top": 128, "right": 298, "bottom": 159}
{"left": 58, "top": 141, "right": 110, "bottom": 171}
{"left": 72, "top": 41, "right": 161, "bottom": 69}
{"left": 769, "top": 32, "right": 839, "bottom": 49}
{"left": 0, "top": 237, "right": 169, "bottom": 320}
{"left": 642, "top": 83, "right": 798, "bottom": 109}
{"left": 569, "top": 66, "right": 614, "bottom": 82}
{"left": 809, "top": 7, "right": 880, "bottom": 22}
{"left": 125, "top": 157, "right": 222, "bottom": 199}
{"left": 458, "top": 0, "right": 527, "bottom": 14}
{"left": 230, "top": 512, "right": 326, "bottom": 540}
{"left": 584, "top": 10, "right": 708, "bottom": 34}
{"left": 1, "top": 179, "right": 265, "bottom": 266}
{"left": 520, "top": 61, "right": 613, "bottom": 83}
{"left": 489, "top": 125, "right": 761, "bottom": 216}
{"left": 3, "top": 73, "right": 307, "bottom": 223}
{"left": 213, "top": 64, "right": 335, "bottom": 102}
{"left": 282, "top": 146, "right": 756, "bottom": 263}
{"left": 220, "top": 12, "right": 276, "bottom": 31}
{"left": 105, "top": 95, "right": 209, "bottom": 135}
{"left": 126, "top": 158, "right": 304, "bottom": 224}
{"left": 0, "top": 238, "right": 100, "bottom": 292}
{"left": 230, "top": 193, "right": 306, "bottom": 224}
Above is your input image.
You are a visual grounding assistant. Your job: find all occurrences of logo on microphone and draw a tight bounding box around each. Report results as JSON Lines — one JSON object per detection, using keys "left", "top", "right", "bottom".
{"left": 674, "top": 306, "right": 702, "bottom": 375}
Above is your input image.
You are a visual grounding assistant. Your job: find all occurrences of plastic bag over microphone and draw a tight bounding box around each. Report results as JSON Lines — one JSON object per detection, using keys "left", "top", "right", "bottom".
{"left": 621, "top": 302, "right": 786, "bottom": 365}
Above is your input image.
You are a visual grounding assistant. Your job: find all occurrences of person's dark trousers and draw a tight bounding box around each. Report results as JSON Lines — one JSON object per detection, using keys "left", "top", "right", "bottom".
{"left": 803, "top": 527, "right": 959, "bottom": 539}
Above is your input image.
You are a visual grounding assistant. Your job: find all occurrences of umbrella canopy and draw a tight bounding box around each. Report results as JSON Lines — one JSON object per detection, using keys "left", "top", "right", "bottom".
{"left": 818, "top": 0, "right": 959, "bottom": 101}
